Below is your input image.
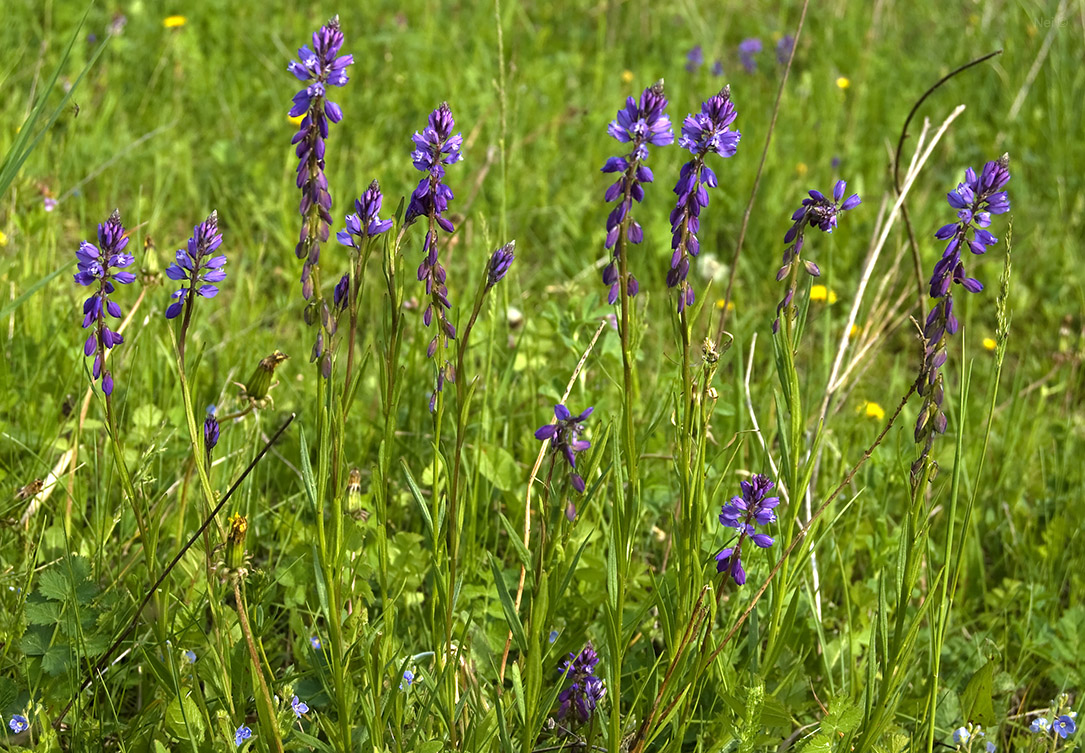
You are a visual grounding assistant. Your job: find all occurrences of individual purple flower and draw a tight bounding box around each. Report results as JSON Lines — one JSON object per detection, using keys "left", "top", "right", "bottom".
{"left": 557, "top": 643, "right": 606, "bottom": 724}
{"left": 291, "top": 696, "right": 309, "bottom": 718}
{"left": 773, "top": 180, "right": 861, "bottom": 333}
{"left": 8, "top": 714, "right": 29, "bottom": 733}
{"left": 914, "top": 156, "right": 1009, "bottom": 473}
{"left": 711, "top": 60, "right": 724, "bottom": 76}
{"left": 165, "top": 211, "right": 226, "bottom": 320}
{"left": 336, "top": 180, "right": 393, "bottom": 251}
{"left": 685, "top": 45, "right": 704, "bottom": 72}
{"left": 44, "top": 197, "right": 58, "bottom": 212}
{"left": 1054, "top": 715, "right": 1076, "bottom": 738}
{"left": 738, "top": 38, "right": 762, "bottom": 72}
{"left": 535, "top": 404, "right": 593, "bottom": 514}
{"left": 204, "top": 409, "right": 220, "bottom": 463}
{"left": 486, "top": 241, "right": 516, "bottom": 288}
{"left": 332, "top": 273, "right": 349, "bottom": 313}
{"left": 600, "top": 81, "right": 673, "bottom": 304}
{"left": 776, "top": 35, "right": 795, "bottom": 64}
{"left": 234, "top": 724, "right": 252, "bottom": 747}
{"left": 400, "top": 669, "right": 415, "bottom": 690}
{"left": 716, "top": 474, "right": 779, "bottom": 586}
{"left": 74, "top": 210, "right": 136, "bottom": 396}
{"left": 668, "top": 86, "right": 740, "bottom": 311}
{"left": 407, "top": 103, "right": 463, "bottom": 410}
{"left": 289, "top": 16, "right": 353, "bottom": 301}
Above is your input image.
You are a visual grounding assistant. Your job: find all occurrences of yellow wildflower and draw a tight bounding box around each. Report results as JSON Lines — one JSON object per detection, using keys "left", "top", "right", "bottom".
{"left": 714, "top": 298, "right": 735, "bottom": 312}
{"left": 859, "top": 401, "right": 885, "bottom": 421}
{"left": 848, "top": 323, "right": 860, "bottom": 339}
{"left": 809, "top": 284, "right": 838, "bottom": 304}
{"left": 795, "top": 162, "right": 808, "bottom": 177}
{"left": 0, "top": 230, "right": 7, "bottom": 247}
{"left": 621, "top": 70, "right": 634, "bottom": 84}
{"left": 836, "top": 76, "right": 850, "bottom": 90}
{"left": 163, "top": 15, "right": 186, "bottom": 29}
{"left": 982, "top": 337, "right": 997, "bottom": 351}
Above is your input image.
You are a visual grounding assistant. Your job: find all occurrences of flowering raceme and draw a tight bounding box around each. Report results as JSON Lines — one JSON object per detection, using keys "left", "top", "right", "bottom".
{"left": 165, "top": 211, "right": 226, "bottom": 320}
{"left": 668, "top": 86, "right": 740, "bottom": 311}
{"left": 716, "top": 474, "right": 779, "bottom": 585}
{"left": 288, "top": 16, "right": 353, "bottom": 300}
{"left": 914, "top": 155, "right": 1010, "bottom": 466}
{"left": 535, "top": 404, "right": 594, "bottom": 496}
{"left": 773, "top": 180, "right": 860, "bottom": 332}
{"left": 557, "top": 643, "right": 606, "bottom": 724}
{"left": 74, "top": 210, "right": 136, "bottom": 395}
{"left": 406, "top": 103, "right": 463, "bottom": 408}
{"left": 601, "top": 81, "right": 673, "bottom": 304}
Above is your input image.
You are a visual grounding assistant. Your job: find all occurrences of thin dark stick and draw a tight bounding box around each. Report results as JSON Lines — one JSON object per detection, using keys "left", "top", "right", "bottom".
{"left": 715, "top": 0, "right": 810, "bottom": 346}
{"left": 53, "top": 413, "right": 296, "bottom": 729}
{"left": 892, "top": 50, "right": 1002, "bottom": 318}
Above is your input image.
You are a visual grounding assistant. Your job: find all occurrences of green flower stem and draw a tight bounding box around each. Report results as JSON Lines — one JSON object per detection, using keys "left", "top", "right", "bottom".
{"left": 233, "top": 578, "right": 284, "bottom": 753}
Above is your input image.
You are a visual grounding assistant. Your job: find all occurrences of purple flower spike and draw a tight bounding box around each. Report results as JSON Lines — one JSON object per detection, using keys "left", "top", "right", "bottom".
{"left": 776, "top": 35, "right": 795, "bottom": 64}
{"left": 290, "top": 16, "right": 353, "bottom": 300}
{"left": 75, "top": 209, "right": 136, "bottom": 395}
{"left": 685, "top": 45, "right": 704, "bottom": 72}
{"left": 716, "top": 473, "right": 778, "bottom": 586}
{"left": 773, "top": 180, "right": 860, "bottom": 332}
{"left": 914, "top": 155, "right": 1010, "bottom": 469}
{"left": 407, "top": 103, "right": 464, "bottom": 410}
{"left": 738, "top": 38, "right": 762, "bottom": 72}
{"left": 204, "top": 410, "right": 220, "bottom": 463}
{"left": 557, "top": 643, "right": 606, "bottom": 724}
{"left": 165, "top": 211, "right": 226, "bottom": 320}
{"left": 337, "top": 180, "right": 393, "bottom": 250}
{"left": 486, "top": 241, "right": 516, "bottom": 288}
{"left": 601, "top": 81, "right": 673, "bottom": 303}
{"left": 535, "top": 403, "right": 593, "bottom": 502}
{"left": 668, "top": 86, "right": 740, "bottom": 311}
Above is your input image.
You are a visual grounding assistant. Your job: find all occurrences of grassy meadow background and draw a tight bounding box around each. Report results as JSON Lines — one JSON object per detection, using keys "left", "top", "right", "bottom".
{"left": 1, "top": 0, "right": 1084, "bottom": 751}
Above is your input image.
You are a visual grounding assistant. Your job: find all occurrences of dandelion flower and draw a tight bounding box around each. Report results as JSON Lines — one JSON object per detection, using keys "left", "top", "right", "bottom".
{"left": 715, "top": 298, "right": 735, "bottom": 312}
{"left": 809, "top": 284, "right": 838, "bottom": 304}
{"left": 836, "top": 76, "right": 850, "bottom": 90}
{"left": 982, "top": 337, "right": 996, "bottom": 351}
{"left": 848, "top": 323, "right": 861, "bottom": 339}
{"left": 621, "top": 70, "right": 634, "bottom": 84}
{"left": 164, "top": 15, "right": 186, "bottom": 28}
{"left": 860, "top": 401, "right": 885, "bottom": 421}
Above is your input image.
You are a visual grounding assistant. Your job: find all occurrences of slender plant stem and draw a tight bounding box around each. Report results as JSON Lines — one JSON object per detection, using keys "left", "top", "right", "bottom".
{"left": 234, "top": 578, "right": 285, "bottom": 753}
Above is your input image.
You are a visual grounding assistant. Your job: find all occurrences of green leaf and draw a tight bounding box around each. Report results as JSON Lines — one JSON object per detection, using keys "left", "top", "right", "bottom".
{"left": 132, "top": 404, "right": 165, "bottom": 431}
{"left": 497, "top": 513, "right": 532, "bottom": 574}
{"left": 402, "top": 459, "right": 434, "bottom": 538}
{"left": 488, "top": 555, "right": 528, "bottom": 655}
{"left": 164, "top": 694, "right": 206, "bottom": 742}
{"left": 42, "top": 645, "right": 72, "bottom": 676}
{"left": 960, "top": 659, "right": 998, "bottom": 727}
{"left": 24, "top": 599, "right": 62, "bottom": 625}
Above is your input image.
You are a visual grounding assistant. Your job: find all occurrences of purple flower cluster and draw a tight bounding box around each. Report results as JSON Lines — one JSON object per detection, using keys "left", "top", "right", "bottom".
{"left": 668, "top": 87, "right": 740, "bottom": 311}
{"left": 776, "top": 35, "right": 795, "bottom": 64}
{"left": 773, "top": 180, "right": 861, "bottom": 332}
{"left": 557, "top": 643, "right": 606, "bottom": 724}
{"left": 738, "top": 38, "right": 762, "bottom": 72}
{"left": 601, "top": 82, "right": 673, "bottom": 304}
{"left": 204, "top": 409, "right": 220, "bottom": 463}
{"left": 914, "top": 156, "right": 1009, "bottom": 467}
{"left": 288, "top": 16, "right": 353, "bottom": 300}
{"left": 535, "top": 404, "right": 593, "bottom": 517}
{"left": 74, "top": 210, "right": 136, "bottom": 396}
{"left": 716, "top": 474, "right": 779, "bottom": 586}
{"left": 486, "top": 241, "right": 516, "bottom": 289}
{"left": 165, "top": 211, "right": 226, "bottom": 320}
{"left": 337, "top": 180, "right": 394, "bottom": 250}
{"left": 407, "top": 103, "right": 463, "bottom": 409}
{"left": 685, "top": 45, "right": 704, "bottom": 72}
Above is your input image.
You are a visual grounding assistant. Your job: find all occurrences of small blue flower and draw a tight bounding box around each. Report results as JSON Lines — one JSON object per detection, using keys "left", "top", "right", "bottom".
{"left": 952, "top": 726, "right": 970, "bottom": 745}
{"left": 310, "top": 636, "right": 321, "bottom": 650}
{"left": 400, "top": 669, "right": 415, "bottom": 690}
{"left": 183, "top": 649, "right": 197, "bottom": 663}
{"left": 234, "top": 724, "right": 252, "bottom": 747}
{"left": 291, "top": 695, "right": 309, "bottom": 718}
{"left": 1030, "top": 717, "right": 1051, "bottom": 733}
{"left": 549, "top": 630, "right": 559, "bottom": 644}
{"left": 1054, "top": 715, "right": 1077, "bottom": 739}
{"left": 985, "top": 741, "right": 996, "bottom": 753}
{"left": 9, "top": 714, "right": 29, "bottom": 733}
